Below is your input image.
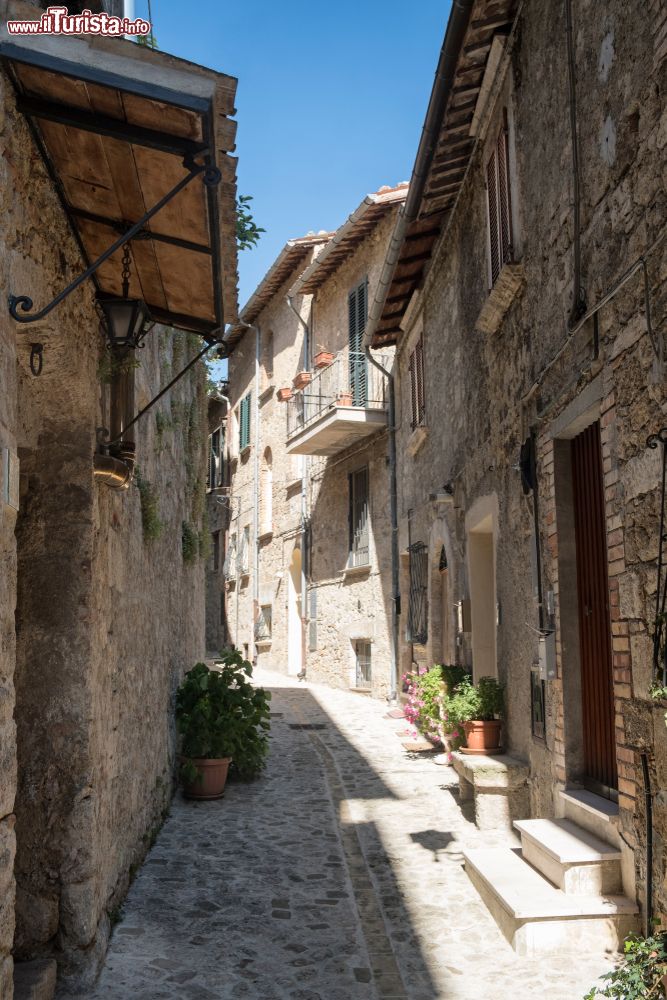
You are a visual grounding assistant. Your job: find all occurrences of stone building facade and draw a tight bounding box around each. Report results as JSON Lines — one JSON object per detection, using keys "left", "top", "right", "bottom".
{"left": 366, "top": 0, "right": 667, "bottom": 936}
{"left": 224, "top": 187, "right": 406, "bottom": 700}
{"left": 0, "top": 10, "right": 238, "bottom": 997}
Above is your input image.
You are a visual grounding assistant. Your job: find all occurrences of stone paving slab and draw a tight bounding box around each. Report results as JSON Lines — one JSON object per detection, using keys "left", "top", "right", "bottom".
{"left": 71, "top": 670, "right": 617, "bottom": 1000}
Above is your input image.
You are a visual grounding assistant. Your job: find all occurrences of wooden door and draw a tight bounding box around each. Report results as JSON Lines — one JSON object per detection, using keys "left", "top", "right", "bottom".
{"left": 571, "top": 422, "right": 618, "bottom": 798}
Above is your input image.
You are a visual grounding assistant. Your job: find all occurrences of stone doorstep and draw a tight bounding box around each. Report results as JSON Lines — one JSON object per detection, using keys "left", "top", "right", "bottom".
{"left": 463, "top": 847, "right": 639, "bottom": 955}
{"left": 13, "top": 958, "right": 57, "bottom": 1000}
{"left": 559, "top": 788, "right": 622, "bottom": 850}
{"left": 514, "top": 818, "right": 623, "bottom": 895}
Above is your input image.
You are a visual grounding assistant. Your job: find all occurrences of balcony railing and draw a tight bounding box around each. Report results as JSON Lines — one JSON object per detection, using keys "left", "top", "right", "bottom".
{"left": 286, "top": 350, "right": 390, "bottom": 441}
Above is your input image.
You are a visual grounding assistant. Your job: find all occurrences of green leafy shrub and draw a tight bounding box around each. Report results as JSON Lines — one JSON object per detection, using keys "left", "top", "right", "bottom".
{"left": 441, "top": 664, "right": 468, "bottom": 695}
{"left": 477, "top": 676, "right": 504, "bottom": 719}
{"left": 134, "top": 469, "right": 163, "bottom": 541}
{"left": 182, "top": 521, "right": 199, "bottom": 563}
{"left": 176, "top": 653, "right": 271, "bottom": 782}
{"left": 446, "top": 675, "right": 504, "bottom": 726}
{"left": 583, "top": 931, "right": 667, "bottom": 998}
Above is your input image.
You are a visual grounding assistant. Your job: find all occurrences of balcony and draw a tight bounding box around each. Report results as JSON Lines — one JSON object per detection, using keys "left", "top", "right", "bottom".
{"left": 285, "top": 350, "right": 390, "bottom": 456}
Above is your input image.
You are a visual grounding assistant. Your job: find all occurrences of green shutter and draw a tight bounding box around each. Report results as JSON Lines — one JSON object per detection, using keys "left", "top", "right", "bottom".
{"left": 239, "top": 394, "right": 251, "bottom": 450}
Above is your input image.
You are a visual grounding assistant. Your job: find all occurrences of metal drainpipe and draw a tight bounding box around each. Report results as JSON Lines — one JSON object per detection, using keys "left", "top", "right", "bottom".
{"left": 287, "top": 295, "right": 310, "bottom": 675}
{"left": 252, "top": 324, "right": 261, "bottom": 659}
{"left": 366, "top": 347, "right": 400, "bottom": 702}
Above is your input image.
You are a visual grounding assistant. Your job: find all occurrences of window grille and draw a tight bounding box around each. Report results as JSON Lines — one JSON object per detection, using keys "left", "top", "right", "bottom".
{"left": 238, "top": 525, "right": 250, "bottom": 575}
{"left": 355, "top": 640, "right": 372, "bottom": 689}
{"left": 348, "top": 280, "right": 368, "bottom": 406}
{"left": 486, "top": 109, "right": 514, "bottom": 286}
{"left": 223, "top": 533, "right": 237, "bottom": 579}
{"left": 408, "top": 334, "right": 426, "bottom": 430}
{"left": 255, "top": 604, "right": 272, "bottom": 641}
{"left": 407, "top": 541, "right": 428, "bottom": 644}
{"left": 531, "top": 668, "right": 546, "bottom": 740}
{"left": 239, "top": 393, "right": 251, "bottom": 450}
{"left": 308, "top": 588, "right": 318, "bottom": 650}
{"left": 348, "top": 467, "right": 370, "bottom": 568}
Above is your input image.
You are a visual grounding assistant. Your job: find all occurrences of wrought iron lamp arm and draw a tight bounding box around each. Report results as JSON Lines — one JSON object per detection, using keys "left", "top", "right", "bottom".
{"left": 99, "top": 338, "right": 218, "bottom": 450}
{"left": 9, "top": 154, "right": 221, "bottom": 324}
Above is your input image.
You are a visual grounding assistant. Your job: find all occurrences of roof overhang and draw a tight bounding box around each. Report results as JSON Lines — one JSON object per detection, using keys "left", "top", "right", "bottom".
{"left": 367, "top": 0, "right": 519, "bottom": 348}
{"left": 0, "top": 1, "right": 239, "bottom": 341}
{"left": 224, "top": 233, "right": 332, "bottom": 352}
{"left": 289, "top": 185, "right": 409, "bottom": 298}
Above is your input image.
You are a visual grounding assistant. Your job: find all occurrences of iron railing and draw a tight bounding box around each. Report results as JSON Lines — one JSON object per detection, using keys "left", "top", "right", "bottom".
{"left": 286, "top": 349, "right": 390, "bottom": 440}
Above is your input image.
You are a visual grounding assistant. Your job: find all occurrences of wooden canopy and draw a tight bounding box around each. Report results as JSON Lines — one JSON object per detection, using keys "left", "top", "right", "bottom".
{"left": 1, "top": 2, "right": 238, "bottom": 340}
{"left": 371, "top": 0, "right": 518, "bottom": 347}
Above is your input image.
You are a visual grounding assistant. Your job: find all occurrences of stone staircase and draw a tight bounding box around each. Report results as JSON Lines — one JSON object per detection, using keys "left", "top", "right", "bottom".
{"left": 463, "top": 791, "right": 639, "bottom": 955}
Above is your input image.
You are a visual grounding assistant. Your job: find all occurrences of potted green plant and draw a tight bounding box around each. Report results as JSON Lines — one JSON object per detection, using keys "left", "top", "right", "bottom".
{"left": 447, "top": 675, "right": 504, "bottom": 753}
{"left": 175, "top": 652, "right": 271, "bottom": 799}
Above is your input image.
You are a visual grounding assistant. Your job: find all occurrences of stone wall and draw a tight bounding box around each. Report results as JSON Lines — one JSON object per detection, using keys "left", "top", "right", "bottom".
{"left": 0, "top": 71, "right": 209, "bottom": 995}
{"left": 395, "top": 0, "right": 666, "bottom": 921}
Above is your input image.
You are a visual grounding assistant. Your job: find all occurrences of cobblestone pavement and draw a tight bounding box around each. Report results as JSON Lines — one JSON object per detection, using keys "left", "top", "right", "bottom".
{"left": 79, "top": 671, "right": 616, "bottom": 1000}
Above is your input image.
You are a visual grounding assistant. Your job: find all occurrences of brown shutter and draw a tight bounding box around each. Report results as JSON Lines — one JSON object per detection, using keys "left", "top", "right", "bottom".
{"left": 497, "top": 110, "right": 513, "bottom": 269}
{"left": 416, "top": 335, "right": 425, "bottom": 425}
{"left": 408, "top": 349, "right": 417, "bottom": 430}
{"left": 486, "top": 147, "right": 500, "bottom": 285}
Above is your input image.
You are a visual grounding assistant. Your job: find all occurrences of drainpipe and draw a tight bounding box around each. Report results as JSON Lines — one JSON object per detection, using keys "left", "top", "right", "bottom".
{"left": 253, "top": 324, "right": 261, "bottom": 659}
{"left": 287, "top": 295, "right": 310, "bottom": 674}
{"left": 93, "top": 452, "right": 134, "bottom": 489}
{"left": 366, "top": 347, "right": 400, "bottom": 702}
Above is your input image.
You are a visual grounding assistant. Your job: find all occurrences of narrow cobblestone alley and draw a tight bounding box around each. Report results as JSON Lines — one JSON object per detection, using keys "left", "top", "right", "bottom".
{"left": 77, "top": 672, "right": 617, "bottom": 1000}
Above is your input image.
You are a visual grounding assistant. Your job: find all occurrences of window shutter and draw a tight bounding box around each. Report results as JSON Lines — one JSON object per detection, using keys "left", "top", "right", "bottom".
{"left": 497, "top": 114, "right": 513, "bottom": 268}
{"left": 239, "top": 394, "right": 251, "bottom": 450}
{"left": 408, "top": 350, "right": 417, "bottom": 430}
{"left": 416, "top": 335, "right": 425, "bottom": 426}
{"left": 349, "top": 281, "right": 368, "bottom": 406}
{"left": 486, "top": 148, "right": 500, "bottom": 285}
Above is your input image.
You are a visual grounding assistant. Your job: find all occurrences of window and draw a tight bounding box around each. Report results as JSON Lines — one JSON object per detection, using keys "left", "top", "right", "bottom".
{"left": 348, "top": 467, "right": 370, "bottom": 568}
{"left": 355, "top": 640, "right": 372, "bottom": 689}
{"left": 255, "top": 604, "right": 272, "bottom": 642}
{"left": 408, "top": 334, "right": 425, "bottom": 430}
{"left": 212, "top": 531, "right": 221, "bottom": 572}
{"left": 260, "top": 448, "right": 273, "bottom": 535}
{"left": 208, "top": 426, "right": 224, "bottom": 490}
{"left": 485, "top": 109, "right": 514, "bottom": 287}
{"left": 239, "top": 393, "right": 251, "bottom": 451}
{"left": 239, "top": 525, "right": 250, "bottom": 575}
{"left": 348, "top": 280, "right": 368, "bottom": 406}
{"left": 406, "top": 541, "right": 428, "bottom": 644}
{"left": 223, "top": 532, "right": 237, "bottom": 579}
{"left": 263, "top": 331, "right": 274, "bottom": 383}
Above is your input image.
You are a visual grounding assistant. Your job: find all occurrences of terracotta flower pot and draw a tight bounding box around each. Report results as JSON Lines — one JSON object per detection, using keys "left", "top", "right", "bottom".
{"left": 292, "top": 371, "right": 312, "bottom": 390}
{"left": 277, "top": 387, "right": 293, "bottom": 402}
{"left": 314, "top": 351, "right": 335, "bottom": 369}
{"left": 463, "top": 719, "right": 502, "bottom": 752}
{"left": 336, "top": 391, "right": 353, "bottom": 406}
{"left": 181, "top": 757, "right": 231, "bottom": 800}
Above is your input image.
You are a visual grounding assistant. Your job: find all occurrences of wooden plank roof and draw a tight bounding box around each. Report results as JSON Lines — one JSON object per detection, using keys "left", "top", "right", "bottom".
{"left": 1, "top": 1, "right": 238, "bottom": 340}
{"left": 290, "top": 185, "right": 409, "bottom": 297}
{"left": 224, "top": 232, "right": 333, "bottom": 351}
{"left": 370, "top": 0, "right": 518, "bottom": 348}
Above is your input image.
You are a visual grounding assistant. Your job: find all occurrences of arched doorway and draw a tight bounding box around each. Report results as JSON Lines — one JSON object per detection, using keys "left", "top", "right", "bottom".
{"left": 287, "top": 546, "right": 303, "bottom": 676}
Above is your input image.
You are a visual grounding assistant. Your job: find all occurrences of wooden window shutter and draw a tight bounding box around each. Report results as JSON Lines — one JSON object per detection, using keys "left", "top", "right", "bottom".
{"left": 416, "top": 335, "right": 425, "bottom": 426}
{"left": 408, "top": 350, "right": 417, "bottom": 430}
{"left": 486, "top": 147, "right": 501, "bottom": 285}
{"left": 348, "top": 288, "right": 358, "bottom": 351}
{"left": 239, "top": 393, "right": 251, "bottom": 450}
{"left": 497, "top": 110, "right": 513, "bottom": 268}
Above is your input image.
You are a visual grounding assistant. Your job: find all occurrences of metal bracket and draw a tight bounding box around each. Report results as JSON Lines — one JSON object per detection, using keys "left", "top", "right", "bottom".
{"left": 8, "top": 153, "right": 221, "bottom": 326}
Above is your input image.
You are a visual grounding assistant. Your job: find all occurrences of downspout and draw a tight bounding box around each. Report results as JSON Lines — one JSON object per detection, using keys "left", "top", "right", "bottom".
{"left": 287, "top": 295, "right": 310, "bottom": 674}
{"left": 366, "top": 347, "right": 400, "bottom": 702}
{"left": 253, "top": 324, "right": 261, "bottom": 659}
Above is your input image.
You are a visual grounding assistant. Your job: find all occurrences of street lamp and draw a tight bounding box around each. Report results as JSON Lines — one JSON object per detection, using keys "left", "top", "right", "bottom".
{"left": 98, "top": 243, "right": 152, "bottom": 349}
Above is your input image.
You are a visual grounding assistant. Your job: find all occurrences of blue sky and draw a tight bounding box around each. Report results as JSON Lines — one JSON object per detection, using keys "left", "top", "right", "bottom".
{"left": 139, "top": 1, "right": 450, "bottom": 312}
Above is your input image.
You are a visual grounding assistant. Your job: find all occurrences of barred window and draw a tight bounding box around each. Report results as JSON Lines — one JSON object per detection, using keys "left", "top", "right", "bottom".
{"left": 408, "top": 334, "right": 425, "bottom": 430}
{"left": 406, "top": 542, "right": 428, "bottom": 644}
{"left": 348, "top": 467, "right": 370, "bottom": 568}
{"left": 355, "top": 640, "right": 372, "bottom": 689}
{"left": 486, "top": 109, "right": 514, "bottom": 287}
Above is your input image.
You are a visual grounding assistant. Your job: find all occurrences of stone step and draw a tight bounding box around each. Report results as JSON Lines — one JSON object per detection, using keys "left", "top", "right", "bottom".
{"left": 13, "top": 959, "right": 57, "bottom": 1000}
{"left": 560, "top": 789, "right": 621, "bottom": 849}
{"left": 463, "top": 847, "right": 639, "bottom": 956}
{"left": 514, "top": 818, "right": 623, "bottom": 895}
